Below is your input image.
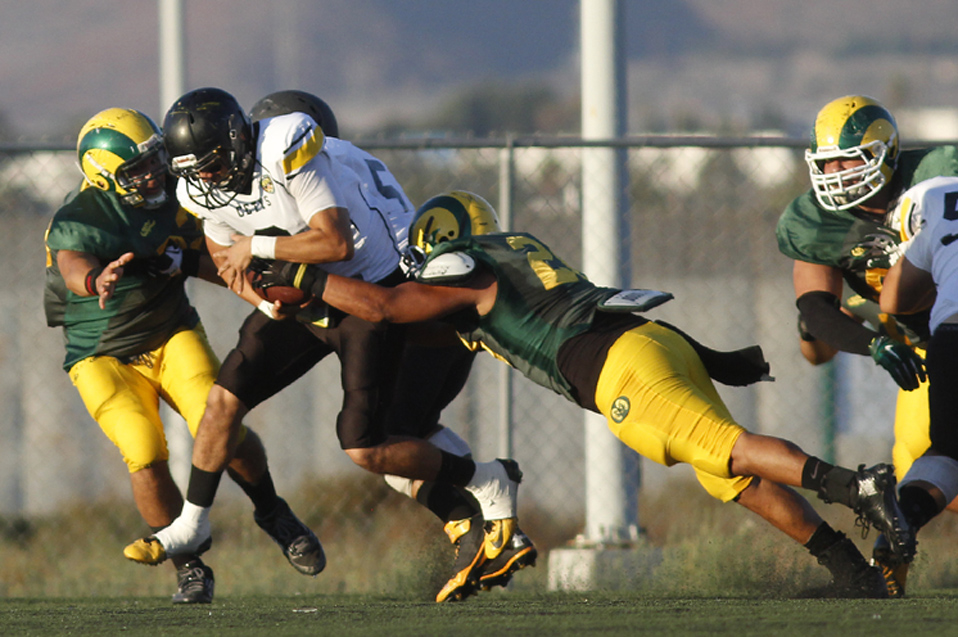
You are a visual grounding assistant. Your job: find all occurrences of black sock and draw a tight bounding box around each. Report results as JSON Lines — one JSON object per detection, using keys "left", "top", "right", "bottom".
{"left": 185, "top": 465, "right": 223, "bottom": 508}
{"left": 415, "top": 481, "right": 480, "bottom": 523}
{"left": 804, "top": 521, "right": 843, "bottom": 557}
{"left": 435, "top": 451, "right": 476, "bottom": 487}
{"left": 801, "top": 457, "right": 835, "bottom": 492}
{"left": 228, "top": 468, "right": 280, "bottom": 515}
{"left": 898, "top": 485, "right": 941, "bottom": 530}
{"left": 803, "top": 458, "right": 858, "bottom": 505}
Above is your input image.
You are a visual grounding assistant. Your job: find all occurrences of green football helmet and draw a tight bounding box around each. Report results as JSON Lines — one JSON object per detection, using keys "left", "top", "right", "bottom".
{"left": 410, "top": 191, "right": 501, "bottom": 254}
{"left": 77, "top": 108, "right": 169, "bottom": 208}
{"left": 805, "top": 95, "right": 899, "bottom": 211}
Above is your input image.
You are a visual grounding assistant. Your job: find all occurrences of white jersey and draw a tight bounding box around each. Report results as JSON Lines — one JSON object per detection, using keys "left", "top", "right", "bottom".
{"left": 177, "top": 112, "right": 414, "bottom": 282}
{"left": 897, "top": 175, "right": 958, "bottom": 331}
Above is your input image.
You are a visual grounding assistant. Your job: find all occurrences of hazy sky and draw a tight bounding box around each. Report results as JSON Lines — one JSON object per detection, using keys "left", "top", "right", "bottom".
{"left": 4, "top": 0, "right": 958, "bottom": 142}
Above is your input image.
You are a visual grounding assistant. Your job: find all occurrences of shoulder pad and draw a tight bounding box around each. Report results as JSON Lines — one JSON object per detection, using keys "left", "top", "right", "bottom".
{"left": 417, "top": 252, "right": 477, "bottom": 284}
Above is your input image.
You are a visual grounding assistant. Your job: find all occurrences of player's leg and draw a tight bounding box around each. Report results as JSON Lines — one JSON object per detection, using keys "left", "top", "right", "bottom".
{"left": 730, "top": 476, "right": 886, "bottom": 597}
{"left": 159, "top": 323, "right": 325, "bottom": 575}
{"left": 332, "top": 316, "right": 523, "bottom": 600}
{"left": 126, "top": 312, "right": 326, "bottom": 566}
{"left": 70, "top": 355, "right": 213, "bottom": 603}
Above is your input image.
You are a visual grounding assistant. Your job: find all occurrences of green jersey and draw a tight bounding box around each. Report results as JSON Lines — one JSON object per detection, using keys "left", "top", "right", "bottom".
{"left": 776, "top": 146, "right": 958, "bottom": 342}
{"left": 422, "top": 232, "right": 618, "bottom": 401}
{"left": 44, "top": 183, "right": 205, "bottom": 370}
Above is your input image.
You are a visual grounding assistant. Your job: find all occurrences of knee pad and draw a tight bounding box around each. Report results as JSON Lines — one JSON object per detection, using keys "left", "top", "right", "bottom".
{"left": 900, "top": 455, "right": 958, "bottom": 505}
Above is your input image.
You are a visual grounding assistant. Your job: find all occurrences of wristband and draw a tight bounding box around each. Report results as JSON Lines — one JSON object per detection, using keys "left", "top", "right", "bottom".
{"left": 250, "top": 236, "right": 278, "bottom": 259}
{"left": 84, "top": 266, "right": 105, "bottom": 296}
{"left": 257, "top": 299, "right": 277, "bottom": 319}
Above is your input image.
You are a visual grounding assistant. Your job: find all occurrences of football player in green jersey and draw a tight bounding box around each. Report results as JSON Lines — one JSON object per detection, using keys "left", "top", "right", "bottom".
{"left": 253, "top": 190, "right": 921, "bottom": 598}
{"left": 776, "top": 95, "right": 958, "bottom": 596}
{"left": 44, "top": 108, "right": 323, "bottom": 603}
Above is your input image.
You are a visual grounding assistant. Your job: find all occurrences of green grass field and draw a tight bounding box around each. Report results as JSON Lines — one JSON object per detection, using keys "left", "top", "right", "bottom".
{"left": 4, "top": 477, "right": 958, "bottom": 635}
{"left": 3, "top": 593, "right": 958, "bottom": 636}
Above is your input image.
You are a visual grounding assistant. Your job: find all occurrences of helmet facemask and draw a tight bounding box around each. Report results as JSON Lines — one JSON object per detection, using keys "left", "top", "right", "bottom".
{"left": 805, "top": 139, "right": 889, "bottom": 211}
{"left": 114, "top": 135, "right": 169, "bottom": 209}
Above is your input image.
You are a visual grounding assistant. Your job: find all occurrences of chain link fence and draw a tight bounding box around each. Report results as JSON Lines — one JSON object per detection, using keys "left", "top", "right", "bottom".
{"left": 0, "top": 137, "right": 902, "bottom": 542}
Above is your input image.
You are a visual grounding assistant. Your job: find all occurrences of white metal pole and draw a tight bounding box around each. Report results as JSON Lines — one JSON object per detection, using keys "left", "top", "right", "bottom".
{"left": 158, "top": 0, "right": 191, "bottom": 487}
{"left": 580, "top": 0, "right": 638, "bottom": 544}
{"left": 159, "top": 0, "right": 185, "bottom": 117}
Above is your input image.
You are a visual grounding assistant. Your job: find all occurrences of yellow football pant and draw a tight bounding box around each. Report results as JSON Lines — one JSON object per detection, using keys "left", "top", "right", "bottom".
{"left": 594, "top": 321, "right": 754, "bottom": 502}
{"left": 69, "top": 323, "right": 242, "bottom": 473}
{"left": 893, "top": 376, "right": 931, "bottom": 482}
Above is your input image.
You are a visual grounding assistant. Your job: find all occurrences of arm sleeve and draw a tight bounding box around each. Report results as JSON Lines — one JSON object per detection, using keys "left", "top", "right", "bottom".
{"left": 796, "top": 291, "right": 876, "bottom": 355}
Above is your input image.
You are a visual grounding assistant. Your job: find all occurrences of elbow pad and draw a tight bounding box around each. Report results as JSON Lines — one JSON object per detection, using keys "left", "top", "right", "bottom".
{"left": 796, "top": 291, "right": 875, "bottom": 356}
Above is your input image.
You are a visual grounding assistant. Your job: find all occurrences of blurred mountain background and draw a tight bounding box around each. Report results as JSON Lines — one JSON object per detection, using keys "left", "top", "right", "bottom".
{"left": 3, "top": 0, "right": 958, "bottom": 142}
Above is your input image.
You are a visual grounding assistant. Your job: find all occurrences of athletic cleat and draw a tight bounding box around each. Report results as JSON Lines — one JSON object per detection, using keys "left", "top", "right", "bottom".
{"left": 171, "top": 559, "right": 215, "bottom": 604}
{"left": 848, "top": 463, "right": 916, "bottom": 563}
{"left": 436, "top": 514, "right": 486, "bottom": 603}
{"left": 466, "top": 459, "right": 522, "bottom": 522}
{"left": 254, "top": 497, "right": 326, "bottom": 576}
{"left": 478, "top": 520, "right": 537, "bottom": 591}
{"left": 871, "top": 534, "right": 908, "bottom": 598}
{"left": 811, "top": 535, "right": 888, "bottom": 599}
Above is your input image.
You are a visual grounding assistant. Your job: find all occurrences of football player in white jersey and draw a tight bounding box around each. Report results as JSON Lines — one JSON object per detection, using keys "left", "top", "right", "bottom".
{"left": 123, "top": 88, "right": 524, "bottom": 602}
{"left": 245, "top": 90, "right": 537, "bottom": 601}
{"left": 880, "top": 175, "right": 958, "bottom": 594}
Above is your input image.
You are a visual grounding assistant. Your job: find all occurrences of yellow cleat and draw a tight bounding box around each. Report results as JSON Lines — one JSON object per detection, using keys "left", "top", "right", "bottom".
{"left": 124, "top": 537, "right": 168, "bottom": 565}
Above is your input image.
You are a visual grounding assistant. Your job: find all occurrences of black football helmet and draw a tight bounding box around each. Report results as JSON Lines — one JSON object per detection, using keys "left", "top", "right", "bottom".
{"left": 163, "top": 87, "right": 255, "bottom": 208}
{"left": 248, "top": 90, "right": 340, "bottom": 138}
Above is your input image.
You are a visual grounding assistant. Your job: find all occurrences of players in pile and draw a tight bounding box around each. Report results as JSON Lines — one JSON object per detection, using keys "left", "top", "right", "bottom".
{"left": 776, "top": 95, "right": 958, "bottom": 596}
{"left": 43, "top": 107, "right": 321, "bottom": 604}
{"left": 247, "top": 90, "right": 536, "bottom": 601}
{"left": 252, "top": 189, "right": 917, "bottom": 598}
{"left": 123, "top": 88, "right": 528, "bottom": 602}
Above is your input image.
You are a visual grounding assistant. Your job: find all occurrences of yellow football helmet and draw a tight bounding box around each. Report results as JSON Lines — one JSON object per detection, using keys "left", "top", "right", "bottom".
{"left": 805, "top": 95, "right": 899, "bottom": 212}
{"left": 77, "top": 108, "right": 169, "bottom": 208}
{"left": 410, "top": 191, "right": 501, "bottom": 253}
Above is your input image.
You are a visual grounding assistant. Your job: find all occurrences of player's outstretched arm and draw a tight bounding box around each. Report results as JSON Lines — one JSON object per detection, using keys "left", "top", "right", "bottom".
{"left": 57, "top": 249, "right": 134, "bottom": 309}
{"left": 322, "top": 273, "right": 489, "bottom": 324}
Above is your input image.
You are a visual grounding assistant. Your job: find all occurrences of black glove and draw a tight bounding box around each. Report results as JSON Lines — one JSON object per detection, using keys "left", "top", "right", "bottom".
{"left": 251, "top": 259, "right": 328, "bottom": 298}
{"left": 868, "top": 335, "right": 926, "bottom": 391}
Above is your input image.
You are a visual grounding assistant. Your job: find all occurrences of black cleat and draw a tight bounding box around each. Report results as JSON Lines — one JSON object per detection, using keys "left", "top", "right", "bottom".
{"left": 436, "top": 514, "right": 486, "bottom": 603}
{"left": 809, "top": 535, "right": 888, "bottom": 599}
{"left": 254, "top": 498, "right": 326, "bottom": 576}
{"left": 172, "top": 559, "right": 214, "bottom": 604}
{"left": 848, "top": 464, "right": 916, "bottom": 563}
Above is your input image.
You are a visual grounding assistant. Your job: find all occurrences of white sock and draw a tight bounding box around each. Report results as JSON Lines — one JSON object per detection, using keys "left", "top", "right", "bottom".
{"left": 466, "top": 460, "right": 517, "bottom": 520}
{"left": 154, "top": 501, "right": 211, "bottom": 556}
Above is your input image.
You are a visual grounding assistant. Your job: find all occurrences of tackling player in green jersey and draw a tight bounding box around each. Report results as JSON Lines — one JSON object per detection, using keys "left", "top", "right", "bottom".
{"left": 254, "top": 190, "right": 919, "bottom": 598}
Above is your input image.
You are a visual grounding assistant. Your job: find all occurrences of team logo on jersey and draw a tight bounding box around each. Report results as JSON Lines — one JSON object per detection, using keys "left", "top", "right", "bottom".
{"left": 140, "top": 219, "right": 156, "bottom": 237}
{"left": 260, "top": 175, "right": 275, "bottom": 194}
{"left": 610, "top": 396, "right": 630, "bottom": 423}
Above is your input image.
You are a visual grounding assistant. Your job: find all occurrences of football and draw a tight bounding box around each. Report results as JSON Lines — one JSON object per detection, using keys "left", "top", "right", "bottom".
{"left": 246, "top": 269, "right": 312, "bottom": 305}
